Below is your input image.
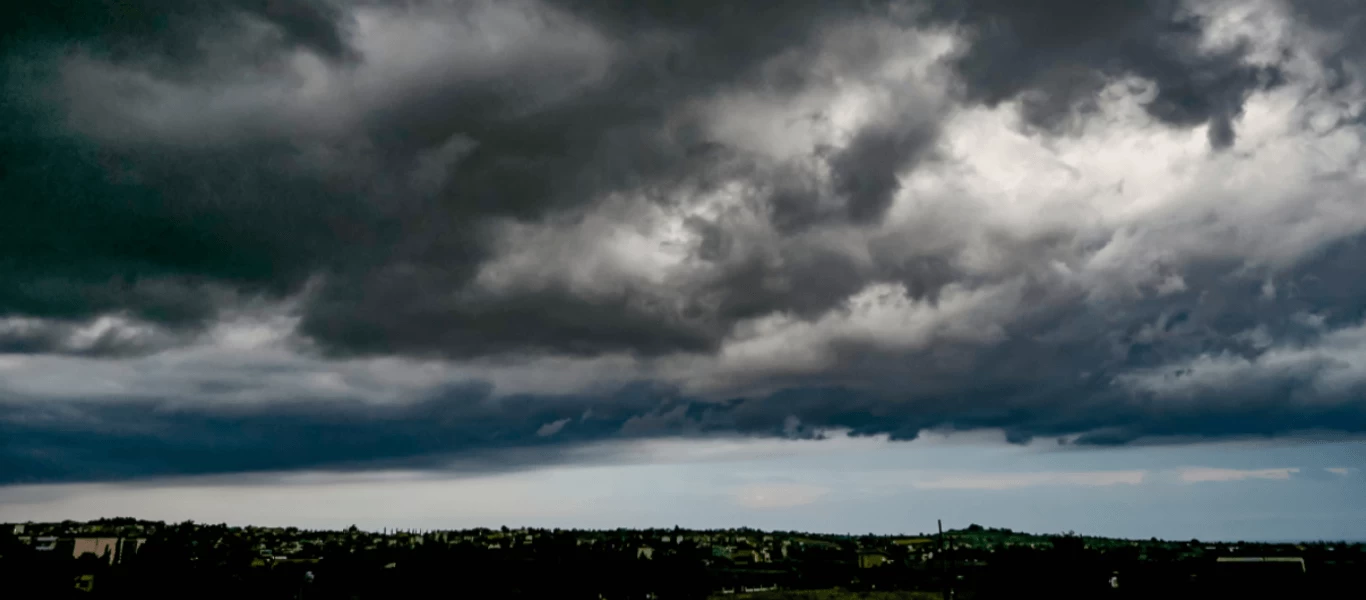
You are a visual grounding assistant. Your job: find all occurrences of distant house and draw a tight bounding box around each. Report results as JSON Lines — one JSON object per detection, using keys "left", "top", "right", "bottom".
{"left": 859, "top": 552, "right": 891, "bottom": 569}
{"left": 73, "top": 538, "right": 121, "bottom": 564}
{"left": 637, "top": 546, "right": 654, "bottom": 560}
{"left": 731, "top": 550, "right": 762, "bottom": 564}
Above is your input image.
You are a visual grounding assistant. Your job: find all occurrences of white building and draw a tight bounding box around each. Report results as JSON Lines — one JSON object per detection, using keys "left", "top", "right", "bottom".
{"left": 73, "top": 538, "right": 121, "bottom": 563}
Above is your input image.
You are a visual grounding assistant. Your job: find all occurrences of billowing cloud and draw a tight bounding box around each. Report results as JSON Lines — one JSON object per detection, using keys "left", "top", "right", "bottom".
{"left": 3, "top": 0, "right": 1366, "bottom": 483}
{"left": 923, "top": 0, "right": 1286, "bottom": 147}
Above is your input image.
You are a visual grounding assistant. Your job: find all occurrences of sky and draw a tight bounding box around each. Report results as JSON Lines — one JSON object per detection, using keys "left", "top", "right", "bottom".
{"left": 1, "top": 0, "right": 1365, "bottom": 541}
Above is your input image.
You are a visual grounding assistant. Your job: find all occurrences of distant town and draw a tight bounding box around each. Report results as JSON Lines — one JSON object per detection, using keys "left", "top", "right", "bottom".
{"left": 2, "top": 518, "right": 1360, "bottom": 598}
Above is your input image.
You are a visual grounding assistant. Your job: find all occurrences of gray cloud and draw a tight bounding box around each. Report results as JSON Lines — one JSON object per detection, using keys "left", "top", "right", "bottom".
{"left": 924, "top": 0, "right": 1282, "bottom": 147}
{"left": 0, "top": 0, "right": 1286, "bottom": 354}
{"left": 1291, "top": 0, "right": 1366, "bottom": 94}
{"left": 1, "top": 0, "right": 915, "bottom": 359}
{"left": 0, "top": 1, "right": 355, "bottom": 66}
{"left": 832, "top": 120, "right": 941, "bottom": 224}
{"left": 2, "top": 0, "right": 1366, "bottom": 483}
{"left": 5, "top": 357, "right": 1365, "bottom": 485}
{"left": 0, "top": 315, "right": 183, "bottom": 357}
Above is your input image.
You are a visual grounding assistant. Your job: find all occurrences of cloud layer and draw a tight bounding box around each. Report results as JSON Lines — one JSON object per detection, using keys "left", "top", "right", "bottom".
{"left": 3, "top": 0, "right": 1366, "bottom": 483}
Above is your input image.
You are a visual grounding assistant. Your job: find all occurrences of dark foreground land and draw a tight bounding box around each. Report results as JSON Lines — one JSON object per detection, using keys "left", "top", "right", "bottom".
{"left": 3, "top": 520, "right": 1360, "bottom": 599}
{"left": 710, "top": 591, "right": 943, "bottom": 599}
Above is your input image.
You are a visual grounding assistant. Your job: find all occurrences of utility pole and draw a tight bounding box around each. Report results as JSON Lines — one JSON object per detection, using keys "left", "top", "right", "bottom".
{"left": 938, "top": 520, "right": 954, "bottom": 600}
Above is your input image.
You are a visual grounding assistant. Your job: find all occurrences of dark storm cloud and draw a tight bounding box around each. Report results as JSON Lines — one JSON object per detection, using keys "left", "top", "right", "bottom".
{"left": 925, "top": 0, "right": 1281, "bottom": 147}
{"left": 693, "top": 232, "right": 1366, "bottom": 447}
{"left": 768, "top": 113, "right": 943, "bottom": 231}
{"left": 0, "top": 316, "right": 180, "bottom": 357}
{"left": 0, "top": 1, "right": 354, "bottom": 66}
{"left": 2, "top": 0, "right": 1365, "bottom": 486}
{"left": 0, "top": 0, "right": 918, "bottom": 359}
{"left": 0, "top": 2, "right": 393, "bottom": 333}
{"left": 0, "top": 130, "right": 396, "bottom": 327}
{"left": 1291, "top": 0, "right": 1366, "bottom": 95}
{"left": 6, "top": 353, "right": 1365, "bottom": 485}
{"left": 0, "top": 380, "right": 681, "bottom": 484}
{"left": 689, "top": 244, "right": 874, "bottom": 325}
{"left": 831, "top": 120, "right": 941, "bottom": 224}
{"left": 8, "top": 229, "right": 1366, "bottom": 481}
{"left": 302, "top": 277, "right": 718, "bottom": 359}
{"left": 0, "top": 0, "right": 1284, "bottom": 358}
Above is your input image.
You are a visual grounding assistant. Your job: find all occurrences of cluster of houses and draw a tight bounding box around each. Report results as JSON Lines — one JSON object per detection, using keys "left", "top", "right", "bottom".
{"left": 7, "top": 519, "right": 1356, "bottom": 577}
{"left": 9, "top": 523, "right": 147, "bottom": 565}
{"left": 9, "top": 520, "right": 1360, "bottom": 598}
{"left": 7, "top": 520, "right": 949, "bottom": 569}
